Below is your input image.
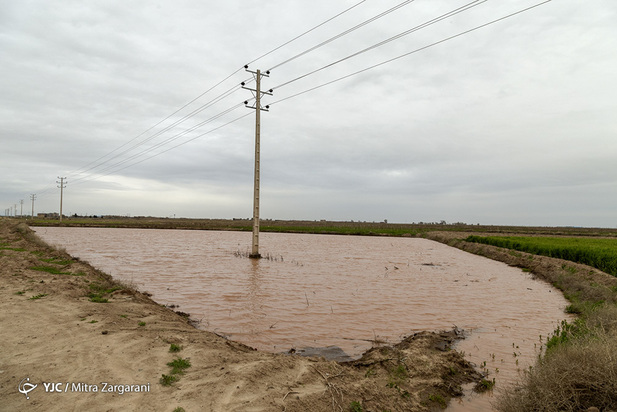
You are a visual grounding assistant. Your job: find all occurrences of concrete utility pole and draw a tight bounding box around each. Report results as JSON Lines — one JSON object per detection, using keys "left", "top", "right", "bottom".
{"left": 57, "top": 177, "right": 66, "bottom": 222}
{"left": 242, "top": 65, "right": 272, "bottom": 259}
{"left": 20, "top": 199, "right": 24, "bottom": 217}
{"left": 30, "top": 194, "right": 36, "bottom": 218}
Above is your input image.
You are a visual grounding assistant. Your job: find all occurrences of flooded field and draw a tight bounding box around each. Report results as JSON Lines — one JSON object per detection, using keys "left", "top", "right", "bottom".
{"left": 34, "top": 227, "right": 571, "bottom": 411}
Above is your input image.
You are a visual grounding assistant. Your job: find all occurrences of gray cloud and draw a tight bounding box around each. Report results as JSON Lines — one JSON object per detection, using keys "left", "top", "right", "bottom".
{"left": 1, "top": 0, "right": 616, "bottom": 226}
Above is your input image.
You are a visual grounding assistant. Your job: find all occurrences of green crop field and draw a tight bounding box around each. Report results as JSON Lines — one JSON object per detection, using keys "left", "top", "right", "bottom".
{"left": 465, "top": 235, "right": 617, "bottom": 277}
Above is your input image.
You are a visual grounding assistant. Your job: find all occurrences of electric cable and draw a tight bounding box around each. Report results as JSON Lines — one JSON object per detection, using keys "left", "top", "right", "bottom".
{"left": 66, "top": 1, "right": 368, "bottom": 179}
{"left": 70, "top": 84, "right": 243, "bottom": 178}
{"left": 267, "top": 0, "right": 416, "bottom": 72}
{"left": 70, "top": 101, "right": 250, "bottom": 185}
{"left": 70, "top": 112, "right": 254, "bottom": 188}
{"left": 271, "top": 0, "right": 487, "bottom": 92}
{"left": 270, "top": 0, "right": 552, "bottom": 106}
{"left": 245, "top": 0, "right": 368, "bottom": 68}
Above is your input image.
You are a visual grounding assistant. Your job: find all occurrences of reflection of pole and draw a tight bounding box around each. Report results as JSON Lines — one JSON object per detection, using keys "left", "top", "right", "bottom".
{"left": 242, "top": 66, "right": 272, "bottom": 259}
{"left": 57, "top": 177, "right": 66, "bottom": 222}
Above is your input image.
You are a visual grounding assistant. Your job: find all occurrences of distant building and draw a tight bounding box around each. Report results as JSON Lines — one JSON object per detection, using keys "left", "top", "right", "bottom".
{"left": 37, "top": 212, "right": 60, "bottom": 218}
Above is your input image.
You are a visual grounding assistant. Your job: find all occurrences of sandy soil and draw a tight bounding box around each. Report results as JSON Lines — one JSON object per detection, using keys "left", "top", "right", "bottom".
{"left": 0, "top": 220, "right": 482, "bottom": 412}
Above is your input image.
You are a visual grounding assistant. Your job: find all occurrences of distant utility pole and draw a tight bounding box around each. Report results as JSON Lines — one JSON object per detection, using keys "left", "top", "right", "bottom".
{"left": 30, "top": 194, "right": 36, "bottom": 218}
{"left": 57, "top": 177, "right": 67, "bottom": 222}
{"left": 242, "top": 65, "right": 272, "bottom": 259}
{"left": 20, "top": 199, "right": 24, "bottom": 217}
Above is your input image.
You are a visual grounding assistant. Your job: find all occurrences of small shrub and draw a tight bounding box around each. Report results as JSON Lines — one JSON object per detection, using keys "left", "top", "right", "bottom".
{"left": 167, "top": 358, "right": 191, "bottom": 375}
{"left": 428, "top": 394, "right": 447, "bottom": 408}
{"left": 29, "top": 293, "right": 48, "bottom": 300}
{"left": 169, "top": 343, "right": 182, "bottom": 353}
{"left": 349, "top": 401, "right": 363, "bottom": 412}
{"left": 159, "top": 374, "right": 179, "bottom": 386}
{"left": 475, "top": 378, "right": 495, "bottom": 392}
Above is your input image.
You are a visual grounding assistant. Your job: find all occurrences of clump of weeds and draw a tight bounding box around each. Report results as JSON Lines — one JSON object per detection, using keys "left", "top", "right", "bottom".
{"left": 167, "top": 358, "right": 191, "bottom": 375}
{"left": 87, "top": 283, "right": 121, "bottom": 303}
{"left": 160, "top": 357, "right": 191, "bottom": 386}
{"left": 29, "top": 293, "right": 48, "bottom": 300}
{"left": 30, "top": 265, "right": 71, "bottom": 275}
{"left": 169, "top": 343, "right": 183, "bottom": 353}
{"left": 349, "top": 400, "right": 363, "bottom": 411}
{"left": 159, "top": 374, "right": 179, "bottom": 386}
{"left": 427, "top": 394, "right": 447, "bottom": 409}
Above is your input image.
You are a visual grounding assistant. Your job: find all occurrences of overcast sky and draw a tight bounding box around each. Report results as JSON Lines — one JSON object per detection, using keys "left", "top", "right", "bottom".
{"left": 1, "top": 0, "right": 616, "bottom": 227}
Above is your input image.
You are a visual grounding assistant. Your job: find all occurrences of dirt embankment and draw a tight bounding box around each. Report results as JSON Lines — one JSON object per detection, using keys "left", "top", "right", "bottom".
{"left": 0, "top": 219, "right": 482, "bottom": 412}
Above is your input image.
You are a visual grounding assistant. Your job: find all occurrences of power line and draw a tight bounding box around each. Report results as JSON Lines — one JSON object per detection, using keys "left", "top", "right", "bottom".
{"left": 69, "top": 84, "right": 243, "bottom": 179}
{"left": 267, "top": 0, "right": 417, "bottom": 72}
{"left": 55, "top": 0, "right": 551, "bottom": 196}
{"left": 245, "top": 0, "right": 368, "bottom": 68}
{"left": 67, "top": 68, "right": 245, "bottom": 177}
{"left": 271, "top": 0, "right": 487, "bottom": 92}
{"left": 270, "top": 0, "right": 552, "bottom": 106}
{"left": 70, "top": 112, "right": 254, "bottom": 187}
{"left": 66, "top": 1, "right": 368, "bottom": 180}
{"left": 69, "top": 102, "right": 250, "bottom": 186}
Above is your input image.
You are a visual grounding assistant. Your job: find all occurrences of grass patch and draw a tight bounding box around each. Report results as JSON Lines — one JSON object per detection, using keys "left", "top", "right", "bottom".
{"left": 138, "top": 321, "right": 146, "bottom": 327}
{"left": 40, "top": 257, "right": 72, "bottom": 265}
{"left": 87, "top": 283, "right": 121, "bottom": 303}
{"left": 29, "top": 293, "right": 48, "bottom": 300}
{"left": 30, "top": 265, "right": 71, "bottom": 275}
{"left": 160, "top": 357, "right": 192, "bottom": 386}
{"left": 167, "top": 357, "right": 191, "bottom": 375}
{"left": 349, "top": 401, "right": 363, "bottom": 412}
{"left": 0, "top": 246, "right": 27, "bottom": 252}
{"left": 427, "top": 394, "right": 447, "bottom": 409}
{"left": 475, "top": 378, "right": 495, "bottom": 392}
{"left": 465, "top": 235, "right": 617, "bottom": 277}
{"left": 159, "top": 374, "right": 179, "bottom": 386}
{"left": 169, "top": 343, "right": 182, "bottom": 353}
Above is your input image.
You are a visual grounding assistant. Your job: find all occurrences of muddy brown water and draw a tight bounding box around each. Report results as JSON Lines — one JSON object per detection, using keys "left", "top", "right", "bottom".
{"left": 34, "top": 227, "right": 571, "bottom": 411}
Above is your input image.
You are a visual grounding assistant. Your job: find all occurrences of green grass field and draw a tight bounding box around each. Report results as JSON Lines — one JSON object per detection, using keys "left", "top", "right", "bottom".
{"left": 465, "top": 235, "right": 617, "bottom": 277}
